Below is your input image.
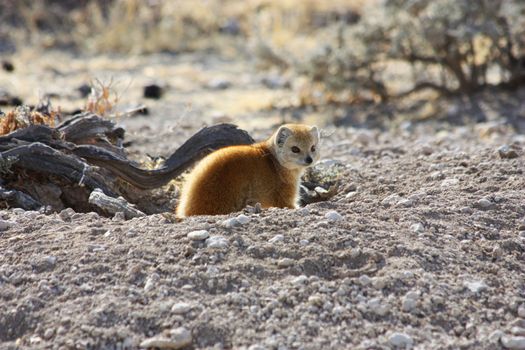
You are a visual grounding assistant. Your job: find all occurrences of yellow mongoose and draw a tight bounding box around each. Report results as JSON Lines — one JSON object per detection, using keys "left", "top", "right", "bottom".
{"left": 176, "top": 124, "right": 320, "bottom": 217}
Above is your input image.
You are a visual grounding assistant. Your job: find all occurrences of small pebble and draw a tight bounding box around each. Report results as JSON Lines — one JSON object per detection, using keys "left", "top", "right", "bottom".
{"left": 0, "top": 220, "right": 13, "bottom": 231}
{"left": 498, "top": 145, "right": 519, "bottom": 159}
{"left": 441, "top": 178, "right": 459, "bottom": 187}
{"left": 187, "top": 230, "right": 210, "bottom": 241}
{"left": 43, "top": 328, "right": 54, "bottom": 340}
{"left": 222, "top": 218, "right": 239, "bottom": 228}
{"left": 477, "top": 198, "right": 493, "bottom": 209}
{"left": 389, "top": 332, "right": 413, "bottom": 348}
{"left": 501, "top": 335, "right": 525, "bottom": 349}
{"left": 397, "top": 198, "right": 413, "bottom": 207}
{"left": 236, "top": 214, "right": 251, "bottom": 225}
{"left": 410, "top": 223, "right": 424, "bottom": 233}
{"left": 511, "top": 327, "right": 525, "bottom": 336}
{"left": 325, "top": 210, "right": 343, "bottom": 222}
{"left": 171, "top": 302, "right": 192, "bottom": 315}
{"left": 291, "top": 275, "right": 308, "bottom": 286}
{"left": 314, "top": 186, "right": 328, "bottom": 195}
{"left": 518, "top": 306, "right": 525, "bottom": 318}
{"left": 381, "top": 193, "right": 400, "bottom": 206}
{"left": 268, "top": 234, "right": 284, "bottom": 243}
{"left": 464, "top": 280, "right": 488, "bottom": 293}
{"left": 248, "top": 345, "right": 266, "bottom": 350}
{"left": 297, "top": 207, "right": 310, "bottom": 216}
{"left": 140, "top": 327, "right": 192, "bottom": 349}
{"left": 358, "top": 274, "right": 371, "bottom": 286}
{"left": 277, "top": 258, "right": 294, "bottom": 268}
{"left": 299, "top": 239, "right": 309, "bottom": 245}
{"left": 206, "top": 236, "right": 229, "bottom": 249}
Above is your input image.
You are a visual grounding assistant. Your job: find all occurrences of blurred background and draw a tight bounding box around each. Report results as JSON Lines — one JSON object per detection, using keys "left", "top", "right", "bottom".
{"left": 1, "top": 0, "right": 524, "bottom": 132}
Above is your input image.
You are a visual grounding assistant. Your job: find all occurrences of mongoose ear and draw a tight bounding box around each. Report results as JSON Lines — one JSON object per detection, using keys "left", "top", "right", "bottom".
{"left": 275, "top": 126, "right": 292, "bottom": 147}
{"left": 310, "top": 125, "right": 320, "bottom": 140}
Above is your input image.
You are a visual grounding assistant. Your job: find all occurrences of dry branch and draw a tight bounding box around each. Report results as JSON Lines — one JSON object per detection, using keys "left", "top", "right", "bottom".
{"left": 0, "top": 112, "right": 254, "bottom": 215}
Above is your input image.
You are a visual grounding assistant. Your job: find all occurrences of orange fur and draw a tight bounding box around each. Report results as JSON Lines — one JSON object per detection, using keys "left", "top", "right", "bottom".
{"left": 176, "top": 124, "right": 320, "bottom": 217}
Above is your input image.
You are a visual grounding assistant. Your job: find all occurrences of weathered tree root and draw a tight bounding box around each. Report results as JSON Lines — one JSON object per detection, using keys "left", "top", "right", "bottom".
{"left": 0, "top": 112, "right": 254, "bottom": 215}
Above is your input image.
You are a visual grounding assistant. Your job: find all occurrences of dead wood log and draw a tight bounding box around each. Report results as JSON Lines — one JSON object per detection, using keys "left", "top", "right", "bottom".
{"left": 88, "top": 189, "right": 145, "bottom": 219}
{"left": 0, "top": 112, "right": 254, "bottom": 215}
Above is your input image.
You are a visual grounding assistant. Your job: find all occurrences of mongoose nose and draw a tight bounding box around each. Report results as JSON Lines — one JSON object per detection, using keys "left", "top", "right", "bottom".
{"left": 305, "top": 156, "right": 313, "bottom": 164}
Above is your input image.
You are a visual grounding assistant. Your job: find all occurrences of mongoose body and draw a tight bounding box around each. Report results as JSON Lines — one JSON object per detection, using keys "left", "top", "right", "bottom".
{"left": 176, "top": 124, "right": 320, "bottom": 217}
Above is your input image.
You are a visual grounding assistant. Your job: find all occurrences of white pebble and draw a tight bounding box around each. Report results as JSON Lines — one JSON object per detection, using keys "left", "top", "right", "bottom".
{"left": 236, "top": 214, "right": 251, "bottom": 225}
{"left": 206, "top": 236, "right": 229, "bottom": 249}
{"left": 299, "top": 239, "right": 309, "bottom": 245}
{"left": 358, "top": 274, "right": 371, "bottom": 286}
{"left": 171, "top": 302, "right": 192, "bottom": 315}
{"left": 0, "top": 220, "right": 13, "bottom": 231}
{"left": 367, "top": 298, "right": 389, "bottom": 316}
{"left": 397, "top": 198, "right": 413, "bottom": 207}
{"left": 268, "top": 234, "right": 284, "bottom": 243}
{"left": 464, "top": 280, "right": 488, "bottom": 293}
{"left": 314, "top": 186, "right": 328, "bottom": 195}
{"left": 325, "top": 210, "right": 343, "bottom": 222}
{"left": 402, "top": 297, "right": 417, "bottom": 312}
{"left": 518, "top": 306, "right": 525, "bottom": 318}
{"left": 221, "top": 218, "right": 239, "bottom": 228}
{"left": 389, "top": 332, "right": 413, "bottom": 347}
{"left": 382, "top": 194, "right": 401, "bottom": 206}
{"left": 297, "top": 207, "right": 310, "bottom": 216}
{"left": 277, "top": 258, "right": 294, "bottom": 268}
{"left": 477, "top": 198, "right": 493, "bottom": 209}
{"left": 187, "top": 230, "right": 210, "bottom": 241}
{"left": 291, "top": 275, "right": 308, "bottom": 286}
{"left": 140, "top": 327, "right": 192, "bottom": 349}
{"left": 410, "top": 223, "right": 424, "bottom": 233}
{"left": 441, "top": 178, "right": 459, "bottom": 187}
{"left": 501, "top": 335, "right": 525, "bottom": 349}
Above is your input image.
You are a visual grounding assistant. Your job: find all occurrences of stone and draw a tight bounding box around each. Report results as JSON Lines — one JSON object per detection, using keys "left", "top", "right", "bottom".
{"left": 0, "top": 220, "right": 13, "bottom": 231}
{"left": 187, "top": 230, "right": 210, "bottom": 241}
{"left": 382, "top": 194, "right": 401, "bottom": 207}
{"left": 397, "top": 198, "right": 413, "bottom": 207}
{"left": 441, "top": 178, "right": 459, "bottom": 187}
{"left": 171, "top": 302, "right": 192, "bottom": 315}
{"left": 410, "top": 223, "right": 424, "bottom": 233}
{"left": 139, "top": 328, "right": 192, "bottom": 349}
{"left": 498, "top": 145, "right": 519, "bottom": 159}
{"left": 291, "top": 275, "right": 308, "bottom": 286}
{"left": 518, "top": 306, "right": 525, "bottom": 318}
{"left": 389, "top": 332, "right": 413, "bottom": 348}
{"left": 501, "top": 335, "right": 525, "bottom": 349}
{"left": 299, "top": 239, "right": 309, "bottom": 245}
{"left": 277, "top": 258, "right": 294, "bottom": 268}
{"left": 143, "top": 84, "right": 163, "bottom": 99}
{"left": 236, "top": 214, "right": 251, "bottom": 225}
{"left": 477, "top": 198, "right": 493, "bottom": 209}
{"left": 325, "top": 210, "right": 343, "bottom": 222}
{"left": 206, "top": 236, "right": 229, "bottom": 249}
{"left": 314, "top": 186, "right": 329, "bottom": 195}
{"left": 222, "top": 218, "right": 240, "bottom": 228}
{"left": 297, "top": 207, "right": 310, "bottom": 216}
{"left": 207, "top": 78, "right": 231, "bottom": 90}
{"left": 358, "top": 275, "right": 371, "bottom": 286}
{"left": 268, "top": 234, "right": 284, "bottom": 243}
{"left": 464, "top": 280, "right": 488, "bottom": 293}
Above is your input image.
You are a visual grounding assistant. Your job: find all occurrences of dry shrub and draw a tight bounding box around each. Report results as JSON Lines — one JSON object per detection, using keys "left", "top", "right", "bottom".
{"left": 296, "top": 0, "right": 525, "bottom": 104}
{"left": 84, "top": 79, "right": 120, "bottom": 117}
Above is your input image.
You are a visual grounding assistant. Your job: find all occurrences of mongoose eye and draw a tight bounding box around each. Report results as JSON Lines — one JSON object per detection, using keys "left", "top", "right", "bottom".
{"left": 291, "top": 146, "right": 301, "bottom": 153}
{"left": 311, "top": 145, "right": 316, "bottom": 152}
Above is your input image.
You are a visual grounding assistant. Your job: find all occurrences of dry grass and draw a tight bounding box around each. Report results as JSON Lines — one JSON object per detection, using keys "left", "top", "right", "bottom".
{"left": 5, "top": 0, "right": 367, "bottom": 54}
{"left": 0, "top": 105, "right": 58, "bottom": 136}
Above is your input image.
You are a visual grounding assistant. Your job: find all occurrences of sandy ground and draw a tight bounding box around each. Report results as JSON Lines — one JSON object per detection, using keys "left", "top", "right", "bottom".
{"left": 1, "top": 51, "right": 525, "bottom": 350}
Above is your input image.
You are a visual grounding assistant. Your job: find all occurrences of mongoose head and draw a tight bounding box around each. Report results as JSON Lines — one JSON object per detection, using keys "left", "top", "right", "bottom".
{"left": 272, "top": 124, "right": 320, "bottom": 170}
